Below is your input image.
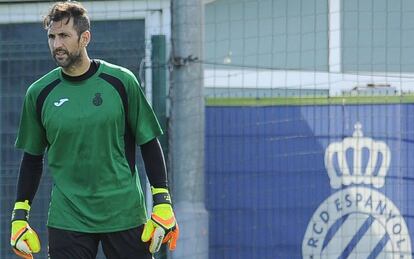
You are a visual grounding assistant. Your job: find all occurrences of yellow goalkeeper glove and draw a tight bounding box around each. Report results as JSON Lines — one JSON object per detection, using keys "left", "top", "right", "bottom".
{"left": 10, "top": 200, "right": 41, "bottom": 259}
{"left": 141, "top": 187, "right": 179, "bottom": 253}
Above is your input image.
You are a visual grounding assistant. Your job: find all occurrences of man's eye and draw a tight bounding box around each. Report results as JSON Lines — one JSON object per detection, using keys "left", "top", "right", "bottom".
{"left": 48, "top": 35, "right": 55, "bottom": 39}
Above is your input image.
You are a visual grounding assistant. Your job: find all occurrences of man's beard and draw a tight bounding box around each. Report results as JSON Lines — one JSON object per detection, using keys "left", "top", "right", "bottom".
{"left": 52, "top": 48, "right": 82, "bottom": 69}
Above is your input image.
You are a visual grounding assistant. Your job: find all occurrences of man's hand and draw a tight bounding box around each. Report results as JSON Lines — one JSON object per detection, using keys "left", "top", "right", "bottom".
{"left": 141, "top": 187, "right": 179, "bottom": 253}
{"left": 10, "top": 200, "right": 41, "bottom": 259}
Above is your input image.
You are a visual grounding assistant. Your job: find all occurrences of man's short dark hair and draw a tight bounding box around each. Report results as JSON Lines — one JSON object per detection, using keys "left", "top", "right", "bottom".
{"left": 43, "top": 1, "right": 90, "bottom": 37}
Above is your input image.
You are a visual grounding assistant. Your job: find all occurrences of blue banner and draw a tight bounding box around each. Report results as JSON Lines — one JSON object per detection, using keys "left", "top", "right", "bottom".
{"left": 206, "top": 104, "right": 414, "bottom": 259}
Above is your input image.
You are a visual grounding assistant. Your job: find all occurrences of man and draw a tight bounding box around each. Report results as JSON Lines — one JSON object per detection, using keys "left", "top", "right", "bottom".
{"left": 10, "top": 1, "right": 179, "bottom": 258}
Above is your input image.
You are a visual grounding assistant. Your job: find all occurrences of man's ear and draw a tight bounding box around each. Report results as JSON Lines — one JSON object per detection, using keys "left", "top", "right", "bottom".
{"left": 80, "top": 31, "right": 91, "bottom": 47}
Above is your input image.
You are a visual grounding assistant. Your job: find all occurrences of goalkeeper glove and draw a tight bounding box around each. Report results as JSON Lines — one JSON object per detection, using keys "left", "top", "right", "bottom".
{"left": 141, "top": 187, "right": 180, "bottom": 253}
{"left": 10, "top": 200, "right": 41, "bottom": 259}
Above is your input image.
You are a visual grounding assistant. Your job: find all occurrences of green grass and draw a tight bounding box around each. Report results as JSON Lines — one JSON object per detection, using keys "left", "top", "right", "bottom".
{"left": 206, "top": 95, "right": 414, "bottom": 106}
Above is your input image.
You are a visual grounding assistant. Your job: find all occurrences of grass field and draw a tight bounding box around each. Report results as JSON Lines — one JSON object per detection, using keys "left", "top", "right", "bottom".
{"left": 205, "top": 94, "right": 414, "bottom": 106}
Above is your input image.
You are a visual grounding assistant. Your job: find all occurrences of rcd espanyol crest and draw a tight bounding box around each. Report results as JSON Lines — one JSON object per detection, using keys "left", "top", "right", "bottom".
{"left": 302, "top": 122, "right": 412, "bottom": 258}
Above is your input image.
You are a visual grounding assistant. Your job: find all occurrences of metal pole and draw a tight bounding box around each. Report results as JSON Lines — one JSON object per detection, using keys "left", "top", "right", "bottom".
{"left": 329, "top": 0, "right": 342, "bottom": 73}
{"left": 0, "top": 46, "right": 2, "bottom": 243}
{"left": 151, "top": 34, "right": 169, "bottom": 259}
{"left": 152, "top": 35, "right": 168, "bottom": 154}
{"left": 170, "top": 0, "right": 208, "bottom": 258}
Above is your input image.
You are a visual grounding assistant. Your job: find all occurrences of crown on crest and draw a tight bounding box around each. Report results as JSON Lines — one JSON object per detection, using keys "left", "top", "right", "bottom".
{"left": 324, "top": 122, "right": 390, "bottom": 189}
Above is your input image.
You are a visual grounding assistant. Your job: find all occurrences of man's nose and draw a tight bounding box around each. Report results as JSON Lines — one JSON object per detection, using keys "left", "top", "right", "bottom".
{"left": 53, "top": 38, "right": 63, "bottom": 48}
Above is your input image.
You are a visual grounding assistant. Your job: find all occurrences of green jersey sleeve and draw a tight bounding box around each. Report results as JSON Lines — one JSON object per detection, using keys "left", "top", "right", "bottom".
{"left": 125, "top": 71, "right": 163, "bottom": 145}
{"left": 15, "top": 86, "right": 48, "bottom": 155}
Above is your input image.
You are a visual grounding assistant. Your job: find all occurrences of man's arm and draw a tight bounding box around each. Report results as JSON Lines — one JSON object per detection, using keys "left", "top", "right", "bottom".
{"left": 10, "top": 152, "right": 43, "bottom": 258}
{"left": 16, "top": 152, "right": 44, "bottom": 203}
{"left": 140, "top": 138, "right": 168, "bottom": 188}
{"left": 140, "top": 138, "right": 179, "bottom": 253}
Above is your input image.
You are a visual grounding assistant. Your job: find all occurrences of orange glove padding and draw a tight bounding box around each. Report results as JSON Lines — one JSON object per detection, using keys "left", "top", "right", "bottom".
{"left": 10, "top": 201, "right": 41, "bottom": 259}
{"left": 141, "top": 187, "right": 179, "bottom": 253}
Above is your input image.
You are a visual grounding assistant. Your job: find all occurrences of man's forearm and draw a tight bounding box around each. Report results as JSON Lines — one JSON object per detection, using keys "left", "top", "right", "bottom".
{"left": 140, "top": 138, "right": 168, "bottom": 188}
{"left": 16, "top": 152, "right": 44, "bottom": 204}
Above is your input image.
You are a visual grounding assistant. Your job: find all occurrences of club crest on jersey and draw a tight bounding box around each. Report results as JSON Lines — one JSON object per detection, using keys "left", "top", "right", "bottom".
{"left": 302, "top": 122, "right": 412, "bottom": 259}
{"left": 92, "top": 93, "right": 103, "bottom": 106}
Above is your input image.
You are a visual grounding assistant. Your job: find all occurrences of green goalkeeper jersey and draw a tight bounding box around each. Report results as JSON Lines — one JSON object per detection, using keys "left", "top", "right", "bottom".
{"left": 15, "top": 60, "right": 163, "bottom": 232}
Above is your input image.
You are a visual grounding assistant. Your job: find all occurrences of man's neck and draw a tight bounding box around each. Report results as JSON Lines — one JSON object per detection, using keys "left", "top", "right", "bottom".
{"left": 62, "top": 55, "right": 91, "bottom": 76}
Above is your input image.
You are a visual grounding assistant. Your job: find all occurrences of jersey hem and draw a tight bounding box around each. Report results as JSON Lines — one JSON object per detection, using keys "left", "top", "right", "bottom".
{"left": 46, "top": 219, "right": 146, "bottom": 233}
